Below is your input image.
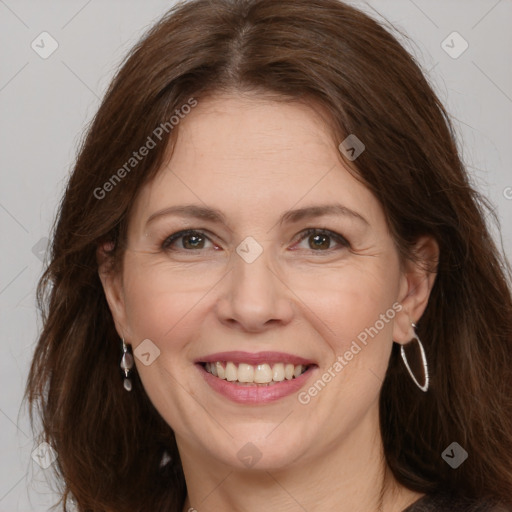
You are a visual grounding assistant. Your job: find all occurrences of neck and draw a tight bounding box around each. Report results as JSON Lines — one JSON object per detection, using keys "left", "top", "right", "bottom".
{"left": 178, "top": 406, "right": 423, "bottom": 512}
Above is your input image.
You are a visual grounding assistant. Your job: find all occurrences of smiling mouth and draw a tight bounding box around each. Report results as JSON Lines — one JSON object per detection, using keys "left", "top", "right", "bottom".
{"left": 201, "top": 361, "right": 311, "bottom": 386}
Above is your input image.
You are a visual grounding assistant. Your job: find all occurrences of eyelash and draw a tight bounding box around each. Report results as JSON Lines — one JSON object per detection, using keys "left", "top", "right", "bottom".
{"left": 161, "top": 228, "right": 350, "bottom": 253}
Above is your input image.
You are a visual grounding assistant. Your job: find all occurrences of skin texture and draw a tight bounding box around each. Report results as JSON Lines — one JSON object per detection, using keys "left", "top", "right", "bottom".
{"left": 99, "top": 93, "right": 438, "bottom": 511}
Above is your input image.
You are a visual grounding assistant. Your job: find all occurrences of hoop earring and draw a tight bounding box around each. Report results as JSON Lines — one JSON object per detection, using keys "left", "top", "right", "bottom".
{"left": 120, "top": 338, "right": 134, "bottom": 391}
{"left": 400, "top": 322, "right": 429, "bottom": 392}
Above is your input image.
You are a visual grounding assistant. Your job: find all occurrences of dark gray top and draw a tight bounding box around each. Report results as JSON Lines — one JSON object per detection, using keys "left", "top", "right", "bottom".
{"left": 403, "top": 492, "right": 511, "bottom": 512}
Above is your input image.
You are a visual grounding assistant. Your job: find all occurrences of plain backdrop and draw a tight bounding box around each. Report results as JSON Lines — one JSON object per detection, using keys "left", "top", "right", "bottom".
{"left": 1, "top": 0, "right": 511, "bottom": 510}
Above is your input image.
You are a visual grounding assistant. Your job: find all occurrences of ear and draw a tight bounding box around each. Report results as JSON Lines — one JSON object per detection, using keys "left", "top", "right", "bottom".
{"left": 97, "top": 241, "right": 131, "bottom": 340}
{"left": 393, "top": 235, "right": 439, "bottom": 344}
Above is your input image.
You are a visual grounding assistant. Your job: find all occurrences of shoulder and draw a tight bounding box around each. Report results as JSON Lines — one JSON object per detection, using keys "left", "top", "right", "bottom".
{"left": 403, "top": 492, "right": 512, "bottom": 512}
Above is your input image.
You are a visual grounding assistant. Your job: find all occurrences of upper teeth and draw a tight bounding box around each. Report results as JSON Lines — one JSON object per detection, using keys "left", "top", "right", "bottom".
{"left": 204, "top": 362, "right": 307, "bottom": 383}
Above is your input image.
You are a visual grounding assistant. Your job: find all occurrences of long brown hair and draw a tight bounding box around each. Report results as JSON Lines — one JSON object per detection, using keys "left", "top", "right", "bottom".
{"left": 25, "top": 0, "right": 512, "bottom": 510}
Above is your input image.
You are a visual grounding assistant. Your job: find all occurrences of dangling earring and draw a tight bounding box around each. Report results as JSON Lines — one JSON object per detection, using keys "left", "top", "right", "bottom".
{"left": 400, "top": 322, "right": 429, "bottom": 392}
{"left": 120, "top": 338, "right": 134, "bottom": 391}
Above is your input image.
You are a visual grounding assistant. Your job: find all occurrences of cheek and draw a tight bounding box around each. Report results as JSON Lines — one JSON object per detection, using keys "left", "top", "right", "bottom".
{"left": 121, "top": 256, "right": 221, "bottom": 345}
{"left": 120, "top": 262, "right": 209, "bottom": 427}
{"left": 289, "top": 258, "right": 400, "bottom": 354}
{"left": 295, "top": 267, "right": 400, "bottom": 417}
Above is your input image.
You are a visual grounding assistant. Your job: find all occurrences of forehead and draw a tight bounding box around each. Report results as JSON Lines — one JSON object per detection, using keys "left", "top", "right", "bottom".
{"left": 128, "top": 93, "right": 385, "bottom": 233}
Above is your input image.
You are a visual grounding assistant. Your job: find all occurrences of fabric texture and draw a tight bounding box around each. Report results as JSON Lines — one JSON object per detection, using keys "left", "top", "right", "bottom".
{"left": 402, "top": 492, "right": 511, "bottom": 512}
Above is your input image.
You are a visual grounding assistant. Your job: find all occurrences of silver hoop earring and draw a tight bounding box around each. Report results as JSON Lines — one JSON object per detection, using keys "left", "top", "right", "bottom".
{"left": 400, "top": 322, "right": 429, "bottom": 392}
{"left": 120, "top": 338, "right": 134, "bottom": 391}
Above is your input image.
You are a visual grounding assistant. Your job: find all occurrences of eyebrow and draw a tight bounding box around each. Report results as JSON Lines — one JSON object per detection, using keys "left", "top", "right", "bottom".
{"left": 145, "top": 203, "right": 369, "bottom": 228}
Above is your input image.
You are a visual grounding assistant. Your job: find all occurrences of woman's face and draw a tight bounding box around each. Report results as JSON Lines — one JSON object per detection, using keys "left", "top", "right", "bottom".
{"left": 101, "top": 93, "right": 429, "bottom": 471}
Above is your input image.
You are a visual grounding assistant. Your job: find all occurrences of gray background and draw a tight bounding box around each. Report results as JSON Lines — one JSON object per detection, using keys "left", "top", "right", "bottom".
{"left": 1, "top": 0, "right": 511, "bottom": 510}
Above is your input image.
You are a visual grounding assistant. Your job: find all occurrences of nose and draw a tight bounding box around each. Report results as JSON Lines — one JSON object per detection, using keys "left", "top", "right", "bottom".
{"left": 215, "top": 241, "right": 294, "bottom": 333}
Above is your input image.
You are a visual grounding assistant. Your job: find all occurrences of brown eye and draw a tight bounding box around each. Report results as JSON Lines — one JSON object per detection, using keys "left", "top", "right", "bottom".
{"left": 294, "top": 228, "right": 349, "bottom": 252}
{"left": 162, "top": 230, "right": 213, "bottom": 251}
{"left": 181, "top": 233, "right": 205, "bottom": 249}
{"left": 309, "top": 233, "right": 331, "bottom": 250}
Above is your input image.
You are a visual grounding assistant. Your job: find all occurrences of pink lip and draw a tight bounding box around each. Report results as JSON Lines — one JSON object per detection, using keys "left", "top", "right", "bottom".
{"left": 196, "top": 361, "right": 318, "bottom": 405}
{"left": 197, "top": 364, "right": 317, "bottom": 404}
{"left": 195, "top": 351, "right": 316, "bottom": 366}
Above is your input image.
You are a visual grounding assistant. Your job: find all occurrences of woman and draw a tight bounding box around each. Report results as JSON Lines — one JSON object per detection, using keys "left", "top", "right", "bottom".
{"left": 25, "top": 0, "right": 512, "bottom": 510}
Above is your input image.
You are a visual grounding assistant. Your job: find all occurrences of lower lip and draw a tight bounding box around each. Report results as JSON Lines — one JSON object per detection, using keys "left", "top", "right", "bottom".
{"left": 197, "top": 363, "right": 317, "bottom": 404}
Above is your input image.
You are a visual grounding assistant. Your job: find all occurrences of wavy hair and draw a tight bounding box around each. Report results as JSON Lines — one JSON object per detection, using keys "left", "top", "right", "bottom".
{"left": 25, "top": 0, "right": 512, "bottom": 510}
